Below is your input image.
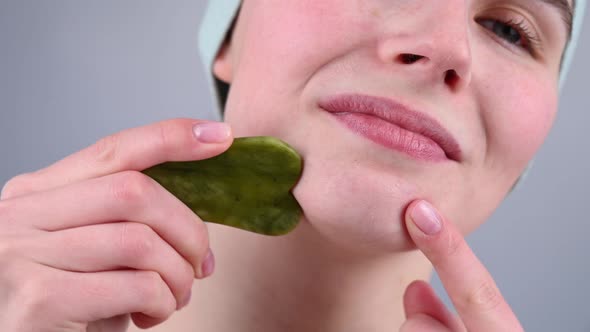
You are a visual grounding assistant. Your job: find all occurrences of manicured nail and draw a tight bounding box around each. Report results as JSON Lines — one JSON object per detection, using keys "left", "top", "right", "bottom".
{"left": 199, "top": 248, "right": 215, "bottom": 278}
{"left": 179, "top": 290, "right": 192, "bottom": 310}
{"left": 410, "top": 201, "right": 442, "bottom": 235}
{"left": 193, "top": 122, "right": 231, "bottom": 143}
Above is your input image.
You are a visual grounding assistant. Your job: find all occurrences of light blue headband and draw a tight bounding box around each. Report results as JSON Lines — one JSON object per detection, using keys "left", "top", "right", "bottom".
{"left": 198, "top": 0, "right": 586, "bottom": 191}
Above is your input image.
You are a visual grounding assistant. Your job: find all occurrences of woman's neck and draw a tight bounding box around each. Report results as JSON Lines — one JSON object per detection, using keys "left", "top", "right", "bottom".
{"left": 190, "top": 221, "right": 434, "bottom": 332}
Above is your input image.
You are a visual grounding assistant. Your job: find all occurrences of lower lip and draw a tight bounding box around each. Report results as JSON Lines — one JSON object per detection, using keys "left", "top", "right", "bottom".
{"left": 329, "top": 112, "right": 448, "bottom": 162}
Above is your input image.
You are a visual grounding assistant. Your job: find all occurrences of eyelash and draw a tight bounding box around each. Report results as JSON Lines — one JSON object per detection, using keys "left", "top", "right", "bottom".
{"left": 477, "top": 17, "right": 542, "bottom": 55}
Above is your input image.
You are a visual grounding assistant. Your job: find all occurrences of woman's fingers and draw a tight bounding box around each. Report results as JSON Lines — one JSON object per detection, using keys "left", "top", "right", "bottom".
{"left": 2, "top": 171, "right": 210, "bottom": 278}
{"left": 53, "top": 269, "right": 177, "bottom": 328}
{"left": 404, "top": 200, "right": 524, "bottom": 332}
{"left": 87, "top": 314, "right": 131, "bottom": 332}
{"left": 0, "top": 118, "right": 227, "bottom": 331}
{"left": 403, "top": 280, "right": 466, "bottom": 332}
{"left": 4, "top": 262, "right": 176, "bottom": 331}
{"left": 0, "top": 118, "right": 233, "bottom": 200}
{"left": 24, "top": 222, "right": 196, "bottom": 310}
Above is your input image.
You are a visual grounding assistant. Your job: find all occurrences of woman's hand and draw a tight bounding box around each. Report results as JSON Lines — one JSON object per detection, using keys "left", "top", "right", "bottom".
{"left": 401, "top": 200, "right": 524, "bottom": 332}
{"left": 0, "top": 119, "right": 232, "bottom": 332}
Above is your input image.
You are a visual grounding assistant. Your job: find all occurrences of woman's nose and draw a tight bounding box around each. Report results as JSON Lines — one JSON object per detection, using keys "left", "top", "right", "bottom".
{"left": 377, "top": 1, "right": 473, "bottom": 91}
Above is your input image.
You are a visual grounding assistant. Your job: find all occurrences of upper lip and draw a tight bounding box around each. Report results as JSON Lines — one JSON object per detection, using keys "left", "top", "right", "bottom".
{"left": 318, "top": 94, "right": 463, "bottom": 162}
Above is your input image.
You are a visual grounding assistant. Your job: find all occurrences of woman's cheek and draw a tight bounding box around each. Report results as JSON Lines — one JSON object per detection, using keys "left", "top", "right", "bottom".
{"left": 450, "top": 72, "right": 559, "bottom": 235}
{"left": 491, "top": 75, "right": 558, "bottom": 170}
{"left": 235, "top": 1, "right": 369, "bottom": 93}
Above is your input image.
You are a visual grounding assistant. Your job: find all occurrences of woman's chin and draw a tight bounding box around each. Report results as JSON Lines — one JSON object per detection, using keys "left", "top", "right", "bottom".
{"left": 291, "top": 163, "right": 420, "bottom": 256}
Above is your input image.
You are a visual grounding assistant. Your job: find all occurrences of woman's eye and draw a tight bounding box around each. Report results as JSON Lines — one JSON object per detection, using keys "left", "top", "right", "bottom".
{"left": 479, "top": 19, "right": 525, "bottom": 47}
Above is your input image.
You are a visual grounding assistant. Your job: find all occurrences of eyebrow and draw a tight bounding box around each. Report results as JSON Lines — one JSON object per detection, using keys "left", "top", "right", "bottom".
{"left": 538, "top": 0, "right": 574, "bottom": 41}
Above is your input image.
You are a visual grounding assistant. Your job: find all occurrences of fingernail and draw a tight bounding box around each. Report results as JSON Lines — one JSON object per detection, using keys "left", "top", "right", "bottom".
{"left": 193, "top": 122, "right": 231, "bottom": 143}
{"left": 199, "top": 248, "right": 215, "bottom": 278}
{"left": 410, "top": 201, "right": 442, "bottom": 235}
{"left": 179, "top": 290, "right": 192, "bottom": 309}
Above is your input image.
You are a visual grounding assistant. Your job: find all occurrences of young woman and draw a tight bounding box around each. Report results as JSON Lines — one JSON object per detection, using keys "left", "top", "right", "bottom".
{"left": 0, "top": 0, "right": 585, "bottom": 331}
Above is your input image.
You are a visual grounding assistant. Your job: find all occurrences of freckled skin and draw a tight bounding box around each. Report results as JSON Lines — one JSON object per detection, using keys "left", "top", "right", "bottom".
{"left": 143, "top": 137, "right": 303, "bottom": 236}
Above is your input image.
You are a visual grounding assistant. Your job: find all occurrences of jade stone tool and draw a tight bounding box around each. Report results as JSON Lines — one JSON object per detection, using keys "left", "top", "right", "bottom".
{"left": 142, "top": 136, "right": 303, "bottom": 236}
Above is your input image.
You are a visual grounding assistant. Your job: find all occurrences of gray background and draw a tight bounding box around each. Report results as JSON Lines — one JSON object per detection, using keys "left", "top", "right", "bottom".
{"left": 0, "top": 1, "right": 588, "bottom": 331}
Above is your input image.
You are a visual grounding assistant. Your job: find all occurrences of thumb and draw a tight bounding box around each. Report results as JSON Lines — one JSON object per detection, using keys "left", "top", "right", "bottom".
{"left": 403, "top": 280, "right": 465, "bottom": 332}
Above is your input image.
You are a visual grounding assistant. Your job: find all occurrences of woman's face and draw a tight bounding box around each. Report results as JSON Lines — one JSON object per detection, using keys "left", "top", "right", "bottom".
{"left": 214, "top": 0, "right": 571, "bottom": 252}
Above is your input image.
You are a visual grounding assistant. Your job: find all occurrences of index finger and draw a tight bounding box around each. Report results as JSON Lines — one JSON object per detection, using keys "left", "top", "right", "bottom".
{"left": 1, "top": 118, "right": 232, "bottom": 199}
{"left": 404, "top": 200, "right": 524, "bottom": 332}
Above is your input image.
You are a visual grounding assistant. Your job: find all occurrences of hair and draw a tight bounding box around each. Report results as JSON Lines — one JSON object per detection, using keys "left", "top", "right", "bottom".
{"left": 215, "top": 10, "right": 238, "bottom": 112}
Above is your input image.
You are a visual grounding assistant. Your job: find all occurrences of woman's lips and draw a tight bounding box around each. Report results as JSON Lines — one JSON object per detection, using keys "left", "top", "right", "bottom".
{"left": 318, "top": 94, "right": 462, "bottom": 162}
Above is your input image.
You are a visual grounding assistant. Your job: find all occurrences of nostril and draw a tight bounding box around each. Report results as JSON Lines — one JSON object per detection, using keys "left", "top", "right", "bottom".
{"left": 399, "top": 53, "right": 424, "bottom": 64}
{"left": 444, "top": 70, "right": 459, "bottom": 86}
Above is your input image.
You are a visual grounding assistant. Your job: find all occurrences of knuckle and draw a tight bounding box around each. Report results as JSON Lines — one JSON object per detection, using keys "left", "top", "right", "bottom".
{"left": 110, "top": 171, "right": 155, "bottom": 205}
{"left": 179, "top": 260, "right": 196, "bottom": 292}
{"left": 135, "top": 271, "right": 163, "bottom": 299}
{"left": 152, "top": 119, "right": 191, "bottom": 157}
{"left": 0, "top": 236, "right": 17, "bottom": 265}
{"left": 444, "top": 231, "right": 463, "bottom": 259}
{"left": 118, "top": 223, "right": 157, "bottom": 262}
{"left": 18, "top": 275, "right": 56, "bottom": 316}
{"left": 154, "top": 121, "right": 174, "bottom": 152}
{"left": 0, "top": 201, "right": 15, "bottom": 227}
{"left": 91, "top": 133, "right": 121, "bottom": 166}
{"left": 462, "top": 280, "right": 503, "bottom": 312}
{"left": 193, "top": 222, "right": 210, "bottom": 258}
{"left": 428, "top": 231, "right": 463, "bottom": 266}
{"left": 184, "top": 220, "right": 210, "bottom": 271}
{"left": 135, "top": 271, "right": 175, "bottom": 316}
{"left": 1, "top": 173, "right": 35, "bottom": 200}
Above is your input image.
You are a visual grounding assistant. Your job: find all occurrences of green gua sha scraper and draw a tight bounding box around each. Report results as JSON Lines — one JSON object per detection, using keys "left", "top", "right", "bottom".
{"left": 142, "top": 136, "right": 303, "bottom": 236}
